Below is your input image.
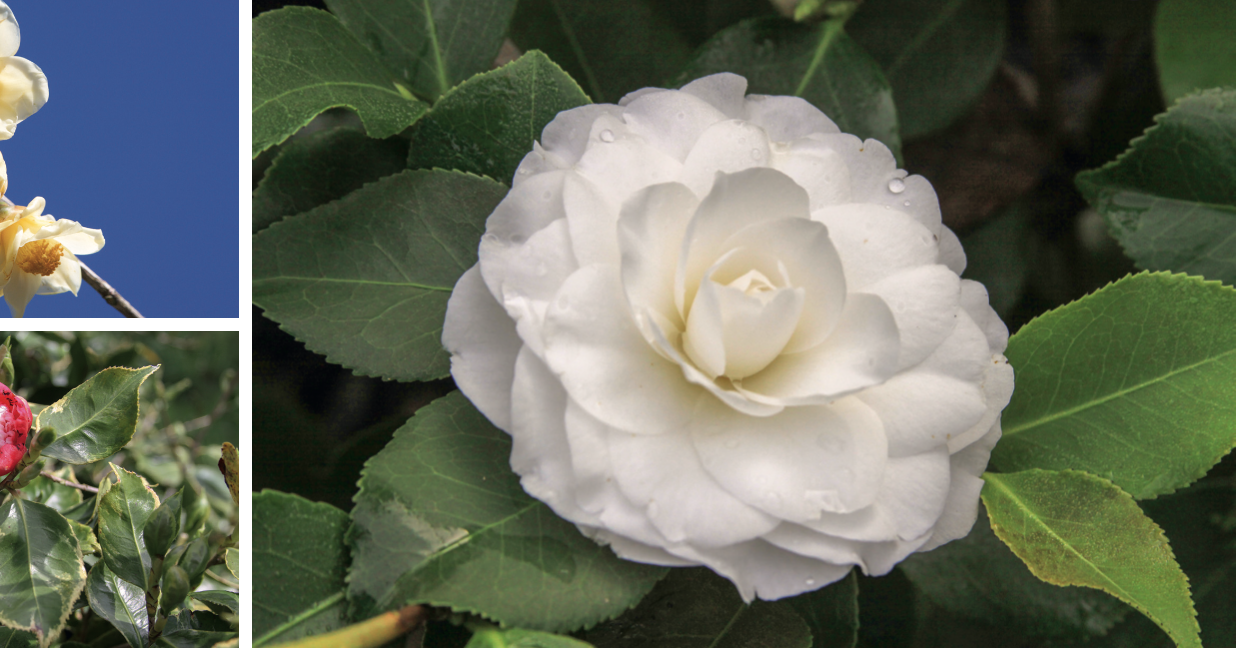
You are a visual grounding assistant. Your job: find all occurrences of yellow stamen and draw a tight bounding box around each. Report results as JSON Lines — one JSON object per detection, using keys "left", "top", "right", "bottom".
{"left": 16, "top": 239, "right": 65, "bottom": 276}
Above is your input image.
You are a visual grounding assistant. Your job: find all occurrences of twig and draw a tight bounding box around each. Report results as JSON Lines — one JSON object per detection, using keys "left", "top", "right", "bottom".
{"left": 205, "top": 568, "right": 240, "bottom": 590}
{"left": 39, "top": 470, "right": 100, "bottom": 493}
{"left": 267, "top": 606, "right": 426, "bottom": 648}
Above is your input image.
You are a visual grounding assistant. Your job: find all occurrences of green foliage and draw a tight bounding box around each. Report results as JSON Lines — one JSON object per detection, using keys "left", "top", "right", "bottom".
{"left": 252, "top": 7, "right": 429, "bottom": 158}
{"left": 982, "top": 470, "right": 1200, "bottom": 648}
{"left": 38, "top": 366, "right": 159, "bottom": 465}
{"left": 783, "top": 570, "right": 859, "bottom": 648}
{"left": 1076, "top": 89, "right": 1236, "bottom": 284}
{"left": 347, "top": 392, "right": 666, "bottom": 631}
{"left": 0, "top": 499, "right": 87, "bottom": 648}
{"left": 1153, "top": 0, "right": 1236, "bottom": 103}
{"left": 846, "top": 0, "right": 1006, "bottom": 139}
{"left": 677, "top": 17, "right": 901, "bottom": 160}
{"left": 992, "top": 272, "right": 1236, "bottom": 499}
{"left": 466, "top": 628, "right": 594, "bottom": 648}
{"left": 407, "top": 51, "right": 591, "bottom": 184}
{"left": 253, "top": 491, "right": 351, "bottom": 647}
{"left": 98, "top": 464, "right": 160, "bottom": 590}
{"left": 323, "top": 0, "right": 518, "bottom": 102}
{"left": 86, "top": 563, "right": 150, "bottom": 648}
{"left": 252, "top": 127, "right": 412, "bottom": 234}
{"left": 252, "top": 169, "right": 509, "bottom": 382}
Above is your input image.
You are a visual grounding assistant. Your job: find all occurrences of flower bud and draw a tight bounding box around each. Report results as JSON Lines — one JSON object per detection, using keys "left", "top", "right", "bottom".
{"left": 177, "top": 537, "right": 213, "bottom": 589}
{"left": 144, "top": 497, "right": 182, "bottom": 559}
{"left": 159, "top": 565, "right": 191, "bottom": 616}
{"left": 182, "top": 486, "right": 210, "bottom": 537}
{"left": 164, "top": 542, "right": 188, "bottom": 569}
{"left": 0, "top": 382, "right": 31, "bottom": 475}
{"left": 12, "top": 458, "right": 43, "bottom": 487}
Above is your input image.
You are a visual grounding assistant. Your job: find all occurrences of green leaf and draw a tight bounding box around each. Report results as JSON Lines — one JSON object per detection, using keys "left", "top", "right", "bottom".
{"left": 0, "top": 628, "right": 38, "bottom": 648}
{"left": 845, "top": 0, "right": 1006, "bottom": 139}
{"left": 347, "top": 392, "right": 666, "bottom": 632}
{"left": 407, "top": 50, "right": 590, "bottom": 184}
{"left": 97, "top": 464, "right": 160, "bottom": 590}
{"left": 253, "top": 127, "right": 411, "bottom": 234}
{"left": 584, "top": 567, "right": 812, "bottom": 648}
{"left": 991, "top": 272, "right": 1236, "bottom": 499}
{"left": 191, "top": 590, "right": 240, "bottom": 615}
{"left": 677, "top": 17, "right": 900, "bottom": 160}
{"left": 0, "top": 499, "right": 87, "bottom": 648}
{"left": 21, "top": 467, "right": 84, "bottom": 513}
{"left": 900, "top": 502, "right": 1128, "bottom": 639}
{"left": 152, "top": 629, "right": 239, "bottom": 648}
{"left": 1154, "top": 0, "right": 1236, "bottom": 104}
{"left": 85, "top": 563, "right": 149, "bottom": 648}
{"left": 509, "top": 0, "right": 694, "bottom": 103}
{"left": 783, "top": 570, "right": 858, "bottom": 648}
{"left": 253, "top": 169, "right": 508, "bottom": 381}
{"left": 252, "top": 7, "right": 429, "bottom": 158}
{"left": 1075, "top": 89, "right": 1236, "bottom": 284}
{"left": 982, "top": 469, "right": 1200, "bottom": 648}
{"left": 323, "top": 0, "right": 518, "bottom": 102}
{"left": 38, "top": 366, "right": 160, "bottom": 465}
{"left": 69, "top": 519, "right": 100, "bottom": 555}
{"left": 466, "top": 628, "right": 594, "bottom": 648}
{"left": 253, "top": 491, "right": 350, "bottom": 647}
{"left": 225, "top": 547, "right": 239, "bottom": 579}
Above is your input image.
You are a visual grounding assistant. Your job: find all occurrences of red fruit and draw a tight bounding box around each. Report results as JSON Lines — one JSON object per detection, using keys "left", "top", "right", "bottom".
{"left": 0, "top": 383, "right": 32, "bottom": 475}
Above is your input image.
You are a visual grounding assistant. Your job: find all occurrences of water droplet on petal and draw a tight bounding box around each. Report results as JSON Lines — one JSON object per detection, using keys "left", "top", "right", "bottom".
{"left": 805, "top": 578, "right": 816, "bottom": 586}
{"left": 599, "top": 129, "right": 615, "bottom": 143}
{"left": 509, "top": 233, "right": 527, "bottom": 244}
{"left": 888, "top": 178, "right": 906, "bottom": 194}
{"left": 903, "top": 200, "right": 911, "bottom": 207}
{"left": 750, "top": 148, "right": 763, "bottom": 160}
{"left": 517, "top": 167, "right": 531, "bottom": 175}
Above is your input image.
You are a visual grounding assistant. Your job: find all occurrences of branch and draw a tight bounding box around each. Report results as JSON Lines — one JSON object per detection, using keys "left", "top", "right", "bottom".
{"left": 39, "top": 470, "right": 100, "bottom": 493}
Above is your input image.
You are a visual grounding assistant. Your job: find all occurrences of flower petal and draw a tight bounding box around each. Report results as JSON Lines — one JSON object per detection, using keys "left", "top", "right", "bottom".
{"left": 623, "top": 88, "right": 730, "bottom": 161}
{"left": 0, "top": 3, "right": 19, "bottom": 58}
{"left": 38, "top": 249, "right": 80, "bottom": 296}
{"left": 443, "top": 266, "right": 523, "bottom": 430}
{"left": 743, "top": 94, "right": 840, "bottom": 142}
{"left": 857, "top": 370, "right": 987, "bottom": 458}
{"left": 2, "top": 267, "right": 40, "bottom": 317}
{"left": 861, "top": 264, "right": 961, "bottom": 370}
{"left": 812, "top": 203, "right": 939, "bottom": 291}
{"left": 919, "top": 422, "right": 1002, "bottom": 552}
{"left": 678, "top": 119, "right": 774, "bottom": 197}
{"left": 480, "top": 218, "right": 578, "bottom": 357}
{"left": 618, "top": 181, "right": 699, "bottom": 332}
{"left": 0, "top": 56, "right": 47, "bottom": 139}
{"left": 665, "top": 539, "right": 854, "bottom": 602}
{"left": 538, "top": 103, "right": 625, "bottom": 167}
{"left": 679, "top": 73, "right": 748, "bottom": 119}
{"left": 762, "top": 523, "right": 930, "bottom": 577}
{"left": 770, "top": 140, "right": 853, "bottom": 209}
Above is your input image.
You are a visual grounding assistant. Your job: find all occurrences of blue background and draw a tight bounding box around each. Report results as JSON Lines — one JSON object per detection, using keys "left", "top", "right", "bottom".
{"left": 0, "top": 2, "right": 239, "bottom": 318}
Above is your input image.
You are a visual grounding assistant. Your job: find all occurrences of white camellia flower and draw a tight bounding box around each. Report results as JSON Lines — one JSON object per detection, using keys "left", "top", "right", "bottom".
{"left": 443, "top": 73, "right": 1014, "bottom": 601}
{"left": 0, "top": 196, "right": 105, "bottom": 317}
{"left": 0, "top": 1, "right": 48, "bottom": 140}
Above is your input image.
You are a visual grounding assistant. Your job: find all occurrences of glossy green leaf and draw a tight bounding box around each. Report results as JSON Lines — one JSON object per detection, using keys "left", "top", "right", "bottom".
{"left": 466, "top": 628, "right": 593, "bottom": 648}
{"left": 982, "top": 469, "right": 1199, "bottom": 648}
{"left": 225, "top": 547, "right": 239, "bottom": 579}
{"left": 253, "top": 169, "right": 508, "bottom": 381}
{"left": 253, "top": 127, "right": 411, "bottom": 234}
{"left": 1154, "top": 0, "right": 1236, "bottom": 103}
{"left": 509, "top": 0, "right": 693, "bottom": 103}
{"left": 846, "top": 0, "right": 1006, "bottom": 139}
{"left": 253, "top": 491, "right": 350, "bottom": 647}
{"left": 900, "top": 502, "right": 1128, "bottom": 639}
{"left": 677, "top": 17, "right": 900, "bottom": 160}
{"left": 407, "top": 50, "right": 590, "bottom": 184}
{"left": 191, "top": 590, "right": 240, "bottom": 615}
{"left": 69, "top": 520, "right": 100, "bottom": 555}
{"left": 1075, "top": 89, "right": 1236, "bottom": 284}
{"left": 21, "top": 467, "right": 84, "bottom": 513}
{"left": 991, "top": 272, "right": 1236, "bottom": 499}
{"left": 85, "top": 563, "right": 149, "bottom": 648}
{"left": 152, "top": 629, "right": 239, "bottom": 648}
{"left": 0, "top": 628, "right": 38, "bottom": 648}
{"left": 323, "top": 0, "right": 518, "bottom": 102}
{"left": 584, "top": 567, "right": 812, "bottom": 648}
{"left": 38, "top": 366, "right": 160, "bottom": 465}
{"left": 97, "top": 464, "right": 160, "bottom": 590}
{"left": 252, "top": 7, "right": 429, "bottom": 158}
{"left": 0, "top": 499, "right": 87, "bottom": 648}
{"left": 784, "top": 571, "right": 858, "bottom": 648}
{"left": 347, "top": 392, "right": 666, "bottom": 632}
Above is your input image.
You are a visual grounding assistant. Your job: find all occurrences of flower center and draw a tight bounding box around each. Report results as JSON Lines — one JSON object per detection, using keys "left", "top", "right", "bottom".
{"left": 16, "top": 239, "right": 64, "bottom": 276}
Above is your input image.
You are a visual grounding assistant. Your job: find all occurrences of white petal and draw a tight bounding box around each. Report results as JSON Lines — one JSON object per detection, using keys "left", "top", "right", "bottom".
{"left": 443, "top": 266, "right": 522, "bottom": 430}
{"left": 2, "top": 268, "right": 40, "bottom": 317}
{"left": 947, "top": 354, "right": 1013, "bottom": 453}
{"left": 812, "top": 203, "right": 939, "bottom": 291}
{"left": 618, "top": 181, "right": 698, "bottom": 332}
{"left": 623, "top": 89, "right": 730, "bottom": 161}
{"left": 606, "top": 423, "right": 779, "bottom": 547}
{"left": 739, "top": 293, "right": 900, "bottom": 404}
{"left": 0, "top": 4, "right": 19, "bottom": 59}
{"left": 482, "top": 170, "right": 568, "bottom": 251}
{"left": 810, "top": 133, "right": 943, "bottom": 231}
{"left": 512, "top": 141, "right": 570, "bottom": 183}
{"left": 861, "top": 265, "right": 961, "bottom": 370}
{"left": 770, "top": 141, "right": 853, "bottom": 209}
{"left": 679, "top": 73, "right": 748, "bottom": 118}
{"left": 539, "top": 103, "right": 625, "bottom": 166}
{"left": 51, "top": 226, "right": 104, "bottom": 256}
{"left": 0, "top": 56, "right": 47, "bottom": 137}
{"left": 665, "top": 540, "right": 854, "bottom": 602}
{"left": 480, "top": 218, "right": 578, "bottom": 357}
{"left": 936, "top": 224, "right": 967, "bottom": 274}
{"left": 691, "top": 397, "right": 887, "bottom": 521}
{"left": 743, "top": 94, "right": 840, "bottom": 142}
{"left": 762, "top": 524, "right": 929, "bottom": 577}
{"left": 575, "top": 113, "right": 683, "bottom": 209}
{"left": 37, "top": 250, "right": 79, "bottom": 296}
{"left": 686, "top": 277, "right": 804, "bottom": 379}
{"left": 594, "top": 531, "right": 697, "bottom": 567}
{"left": 679, "top": 120, "right": 774, "bottom": 197}
{"left": 542, "top": 265, "right": 703, "bottom": 435}
{"left": 919, "top": 422, "right": 1003, "bottom": 552}
{"left": 857, "top": 370, "right": 987, "bottom": 458}
{"left": 959, "top": 279, "right": 1009, "bottom": 352}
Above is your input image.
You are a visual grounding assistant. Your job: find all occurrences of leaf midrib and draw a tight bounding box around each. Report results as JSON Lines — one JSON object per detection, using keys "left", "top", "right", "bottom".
{"left": 50, "top": 369, "right": 150, "bottom": 451}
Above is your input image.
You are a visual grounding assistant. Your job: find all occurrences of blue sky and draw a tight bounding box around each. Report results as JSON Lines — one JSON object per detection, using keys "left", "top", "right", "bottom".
{"left": 0, "top": 2, "right": 238, "bottom": 318}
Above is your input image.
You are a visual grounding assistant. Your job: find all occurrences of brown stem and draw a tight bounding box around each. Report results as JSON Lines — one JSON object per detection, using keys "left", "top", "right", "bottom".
{"left": 39, "top": 470, "right": 100, "bottom": 493}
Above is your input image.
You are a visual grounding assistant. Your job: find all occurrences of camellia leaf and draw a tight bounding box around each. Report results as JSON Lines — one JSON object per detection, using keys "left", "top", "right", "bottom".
{"left": 97, "top": 464, "right": 160, "bottom": 590}
{"left": 784, "top": 570, "right": 859, "bottom": 648}
{"left": 466, "top": 628, "right": 593, "bottom": 648}
{"left": 1075, "top": 89, "right": 1236, "bottom": 284}
{"left": 191, "top": 590, "right": 241, "bottom": 615}
{"left": 407, "top": 50, "right": 590, "bottom": 184}
{"left": 900, "top": 502, "right": 1129, "bottom": 639}
{"left": 0, "top": 499, "right": 87, "bottom": 648}
{"left": 509, "top": 0, "right": 694, "bottom": 103}
{"left": 252, "top": 127, "right": 411, "bottom": 234}
{"left": 0, "top": 628, "right": 39, "bottom": 648}
{"left": 252, "top": 7, "right": 429, "bottom": 158}
{"left": 677, "top": 16, "right": 900, "bottom": 160}
{"left": 982, "top": 469, "right": 1200, "bottom": 648}
{"left": 347, "top": 392, "right": 666, "bottom": 632}
{"left": 69, "top": 520, "right": 100, "bottom": 555}
{"left": 225, "top": 547, "right": 239, "bottom": 579}
{"left": 845, "top": 0, "right": 1006, "bottom": 139}
{"left": 85, "top": 562, "right": 149, "bottom": 648}
{"left": 584, "top": 567, "right": 812, "bottom": 648}
{"left": 1153, "top": 0, "right": 1236, "bottom": 103}
{"left": 991, "top": 272, "right": 1236, "bottom": 499}
{"left": 253, "top": 169, "right": 508, "bottom": 382}
{"left": 38, "top": 366, "right": 160, "bottom": 465}
{"left": 21, "top": 467, "right": 84, "bottom": 512}
{"left": 323, "top": 0, "right": 518, "bottom": 102}
{"left": 253, "top": 491, "right": 350, "bottom": 647}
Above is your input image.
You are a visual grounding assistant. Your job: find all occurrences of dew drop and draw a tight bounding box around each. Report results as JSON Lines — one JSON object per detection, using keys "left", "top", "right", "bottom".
{"left": 888, "top": 178, "right": 906, "bottom": 194}
{"left": 805, "top": 578, "right": 816, "bottom": 586}
{"left": 750, "top": 148, "right": 763, "bottom": 160}
{"left": 903, "top": 200, "right": 911, "bottom": 207}
{"left": 517, "top": 167, "right": 532, "bottom": 176}
{"left": 509, "top": 233, "right": 527, "bottom": 244}
{"left": 599, "top": 129, "right": 615, "bottom": 143}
